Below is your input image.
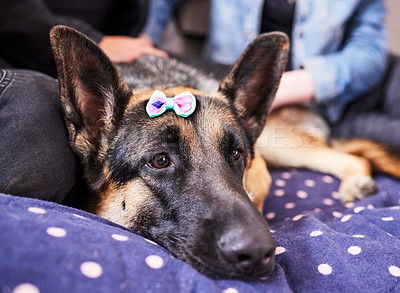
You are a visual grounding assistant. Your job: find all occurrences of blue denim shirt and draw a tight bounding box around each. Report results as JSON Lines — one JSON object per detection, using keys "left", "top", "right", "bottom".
{"left": 144, "top": 0, "right": 388, "bottom": 122}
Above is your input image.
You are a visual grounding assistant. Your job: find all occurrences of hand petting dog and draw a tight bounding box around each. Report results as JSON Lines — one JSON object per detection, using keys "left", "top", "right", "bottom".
{"left": 99, "top": 35, "right": 168, "bottom": 63}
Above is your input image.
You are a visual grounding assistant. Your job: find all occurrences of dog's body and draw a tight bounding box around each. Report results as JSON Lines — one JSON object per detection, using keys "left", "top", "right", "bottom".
{"left": 257, "top": 105, "right": 400, "bottom": 204}
{"left": 50, "top": 26, "right": 400, "bottom": 280}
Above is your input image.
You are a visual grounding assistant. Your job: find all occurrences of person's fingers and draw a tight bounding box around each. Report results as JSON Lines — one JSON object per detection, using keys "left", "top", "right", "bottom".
{"left": 140, "top": 46, "right": 169, "bottom": 58}
{"left": 99, "top": 36, "right": 169, "bottom": 62}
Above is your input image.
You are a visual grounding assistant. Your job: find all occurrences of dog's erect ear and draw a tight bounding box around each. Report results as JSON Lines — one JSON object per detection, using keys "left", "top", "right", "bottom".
{"left": 50, "top": 25, "right": 131, "bottom": 161}
{"left": 219, "top": 32, "right": 289, "bottom": 145}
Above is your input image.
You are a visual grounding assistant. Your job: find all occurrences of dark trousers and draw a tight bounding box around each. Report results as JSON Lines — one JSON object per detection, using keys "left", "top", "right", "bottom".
{"left": 331, "top": 56, "right": 400, "bottom": 148}
{"left": 0, "top": 69, "right": 77, "bottom": 202}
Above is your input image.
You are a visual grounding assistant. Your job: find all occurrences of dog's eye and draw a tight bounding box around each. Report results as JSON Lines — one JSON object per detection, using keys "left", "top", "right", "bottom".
{"left": 149, "top": 154, "right": 170, "bottom": 169}
{"left": 232, "top": 149, "right": 242, "bottom": 161}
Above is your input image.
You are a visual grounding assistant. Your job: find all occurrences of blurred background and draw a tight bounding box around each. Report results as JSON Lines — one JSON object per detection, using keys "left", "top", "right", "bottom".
{"left": 387, "top": 0, "right": 400, "bottom": 55}
{"left": 160, "top": 0, "right": 400, "bottom": 58}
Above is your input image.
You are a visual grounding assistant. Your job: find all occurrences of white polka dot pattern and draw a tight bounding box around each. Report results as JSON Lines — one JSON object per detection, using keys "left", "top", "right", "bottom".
{"left": 322, "top": 176, "right": 334, "bottom": 183}
{"left": 304, "top": 179, "right": 315, "bottom": 187}
{"left": 12, "top": 283, "right": 40, "bottom": 293}
{"left": 344, "top": 202, "right": 355, "bottom": 208}
{"left": 296, "top": 190, "right": 308, "bottom": 199}
{"left": 332, "top": 211, "right": 343, "bottom": 218}
{"left": 318, "top": 264, "right": 333, "bottom": 275}
{"left": 348, "top": 246, "right": 362, "bottom": 255}
{"left": 223, "top": 288, "right": 239, "bottom": 293}
{"left": 275, "top": 179, "right": 286, "bottom": 187}
{"left": 111, "top": 234, "right": 129, "bottom": 241}
{"left": 341, "top": 215, "right": 352, "bottom": 222}
{"left": 145, "top": 255, "right": 164, "bottom": 269}
{"left": 310, "top": 230, "right": 323, "bottom": 237}
{"left": 80, "top": 261, "right": 103, "bottom": 279}
{"left": 275, "top": 247, "right": 286, "bottom": 255}
{"left": 281, "top": 172, "right": 292, "bottom": 179}
{"left": 266, "top": 212, "right": 276, "bottom": 220}
{"left": 389, "top": 266, "right": 400, "bottom": 277}
{"left": 73, "top": 214, "right": 86, "bottom": 219}
{"left": 274, "top": 189, "right": 285, "bottom": 197}
{"left": 292, "top": 214, "right": 305, "bottom": 221}
{"left": 284, "top": 202, "right": 296, "bottom": 209}
{"left": 28, "top": 207, "right": 46, "bottom": 214}
{"left": 144, "top": 238, "right": 159, "bottom": 246}
{"left": 354, "top": 206, "right": 365, "bottom": 214}
{"left": 46, "top": 227, "right": 66, "bottom": 238}
{"left": 323, "top": 198, "right": 334, "bottom": 206}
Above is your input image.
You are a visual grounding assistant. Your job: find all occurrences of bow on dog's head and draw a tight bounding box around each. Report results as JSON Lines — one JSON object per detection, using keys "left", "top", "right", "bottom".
{"left": 146, "top": 90, "right": 196, "bottom": 118}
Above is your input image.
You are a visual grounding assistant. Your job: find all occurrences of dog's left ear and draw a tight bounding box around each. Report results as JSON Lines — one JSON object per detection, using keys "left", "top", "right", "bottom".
{"left": 219, "top": 32, "right": 289, "bottom": 145}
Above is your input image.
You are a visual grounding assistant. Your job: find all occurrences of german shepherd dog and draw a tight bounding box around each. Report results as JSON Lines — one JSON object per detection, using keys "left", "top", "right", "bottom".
{"left": 50, "top": 26, "right": 400, "bottom": 279}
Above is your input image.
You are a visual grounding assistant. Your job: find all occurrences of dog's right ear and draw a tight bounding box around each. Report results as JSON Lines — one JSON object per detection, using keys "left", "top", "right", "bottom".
{"left": 219, "top": 32, "right": 289, "bottom": 146}
{"left": 50, "top": 26, "right": 131, "bottom": 162}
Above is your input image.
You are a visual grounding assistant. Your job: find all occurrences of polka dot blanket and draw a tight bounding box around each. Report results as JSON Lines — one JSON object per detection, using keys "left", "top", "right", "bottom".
{"left": 1, "top": 169, "right": 400, "bottom": 293}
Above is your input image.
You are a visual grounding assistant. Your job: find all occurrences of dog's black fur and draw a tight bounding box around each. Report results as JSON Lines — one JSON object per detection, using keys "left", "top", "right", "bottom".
{"left": 50, "top": 25, "right": 289, "bottom": 279}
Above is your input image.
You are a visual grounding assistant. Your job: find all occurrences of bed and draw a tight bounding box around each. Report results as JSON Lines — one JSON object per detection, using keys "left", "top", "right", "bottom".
{"left": 1, "top": 169, "right": 400, "bottom": 292}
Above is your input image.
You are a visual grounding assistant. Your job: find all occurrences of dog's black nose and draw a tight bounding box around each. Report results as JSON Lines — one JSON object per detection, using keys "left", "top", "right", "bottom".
{"left": 217, "top": 227, "right": 276, "bottom": 277}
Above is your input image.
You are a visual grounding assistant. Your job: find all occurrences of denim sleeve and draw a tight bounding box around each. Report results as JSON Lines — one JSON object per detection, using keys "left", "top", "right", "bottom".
{"left": 302, "top": 0, "right": 388, "bottom": 107}
{"left": 142, "top": 0, "right": 184, "bottom": 46}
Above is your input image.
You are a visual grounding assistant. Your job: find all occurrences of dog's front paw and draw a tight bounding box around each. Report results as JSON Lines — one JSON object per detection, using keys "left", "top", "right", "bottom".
{"left": 338, "top": 174, "right": 377, "bottom": 202}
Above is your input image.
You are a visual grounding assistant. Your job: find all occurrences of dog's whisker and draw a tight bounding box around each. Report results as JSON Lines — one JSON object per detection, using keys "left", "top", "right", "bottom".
{"left": 167, "top": 234, "right": 188, "bottom": 245}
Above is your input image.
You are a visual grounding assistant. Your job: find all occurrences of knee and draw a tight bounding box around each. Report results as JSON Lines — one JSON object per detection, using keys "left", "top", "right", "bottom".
{"left": 3, "top": 153, "right": 78, "bottom": 203}
{"left": 0, "top": 70, "right": 77, "bottom": 202}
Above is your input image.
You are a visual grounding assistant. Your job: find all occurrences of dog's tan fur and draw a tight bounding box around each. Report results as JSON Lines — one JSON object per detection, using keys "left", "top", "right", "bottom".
{"left": 244, "top": 150, "right": 271, "bottom": 211}
{"left": 332, "top": 139, "right": 400, "bottom": 178}
{"left": 96, "top": 180, "right": 151, "bottom": 227}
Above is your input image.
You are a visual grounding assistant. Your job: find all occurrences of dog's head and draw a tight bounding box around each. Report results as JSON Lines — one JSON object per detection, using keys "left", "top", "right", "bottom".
{"left": 50, "top": 26, "right": 288, "bottom": 279}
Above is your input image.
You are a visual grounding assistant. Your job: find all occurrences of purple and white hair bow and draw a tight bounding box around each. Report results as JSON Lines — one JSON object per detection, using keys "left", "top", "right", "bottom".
{"left": 146, "top": 90, "right": 197, "bottom": 118}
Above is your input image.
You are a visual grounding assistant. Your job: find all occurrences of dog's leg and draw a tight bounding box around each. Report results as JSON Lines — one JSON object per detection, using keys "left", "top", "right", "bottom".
{"left": 256, "top": 127, "right": 376, "bottom": 202}
{"left": 244, "top": 149, "right": 272, "bottom": 212}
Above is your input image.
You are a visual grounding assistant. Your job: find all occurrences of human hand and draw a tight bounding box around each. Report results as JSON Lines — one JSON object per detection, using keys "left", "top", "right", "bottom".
{"left": 99, "top": 35, "right": 168, "bottom": 63}
{"left": 270, "top": 69, "right": 316, "bottom": 112}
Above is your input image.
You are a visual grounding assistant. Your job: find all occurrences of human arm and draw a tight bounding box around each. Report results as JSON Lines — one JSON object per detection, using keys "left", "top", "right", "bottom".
{"left": 272, "top": 0, "right": 388, "bottom": 121}
{"left": 304, "top": 0, "right": 388, "bottom": 121}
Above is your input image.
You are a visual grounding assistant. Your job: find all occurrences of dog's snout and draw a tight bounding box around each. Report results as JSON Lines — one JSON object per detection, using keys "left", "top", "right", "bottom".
{"left": 217, "top": 227, "right": 276, "bottom": 278}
